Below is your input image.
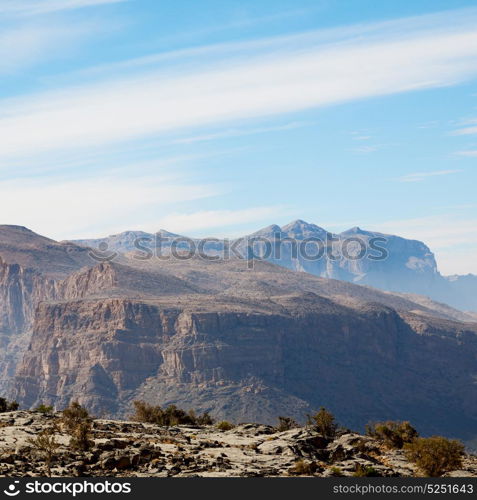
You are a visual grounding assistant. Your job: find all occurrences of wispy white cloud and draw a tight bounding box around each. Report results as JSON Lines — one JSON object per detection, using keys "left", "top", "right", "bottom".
{"left": 172, "top": 121, "right": 312, "bottom": 145}
{"left": 352, "top": 145, "right": 380, "bottom": 154}
{"left": 452, "top": 126, "right": 477, "bottom": 135}
{"left": 397, "top": 169, "right": 462, "bottom": 183}
{"left": 3, "top": 8, "right": 477, "bottom": 161}
{"left": 0, "top": 0, "right": 127, "bottom": 16}
{"left": 0, "top": 22, "right": 96, "bottom": 74}
{"left": 455, "top": 150, "right": 477, "bottom": 157}
{"left": 155, "top": 206, "right": 287, "bottom": 235}
{"left": 371, "top": 214, "right": 477, "bottom": 274}
{"left": 352, "top": 135, "right": 372, "bottom": 141}
{"left": 0, "top": 175, "right": 220, "bottom": 240}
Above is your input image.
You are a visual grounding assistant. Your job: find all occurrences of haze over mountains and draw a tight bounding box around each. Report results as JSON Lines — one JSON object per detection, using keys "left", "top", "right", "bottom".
{"left": 75, "top": 219, "right": 477, "bottom": 313}
{"left": 1, "top": 223, "right": 477, "bottom": 447}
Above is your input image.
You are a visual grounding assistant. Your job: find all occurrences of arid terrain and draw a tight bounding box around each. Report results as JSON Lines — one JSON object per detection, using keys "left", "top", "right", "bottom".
{"left": 1, "top": 410, "right": 476, "bottom": 478}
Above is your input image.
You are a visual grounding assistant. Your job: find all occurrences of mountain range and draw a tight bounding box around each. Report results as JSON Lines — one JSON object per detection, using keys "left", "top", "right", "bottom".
{"left": 75, "top": 219, "right": 477, "bottom": 313}
{"left": 0, "top": 222, "right": 476, "bottom": 447}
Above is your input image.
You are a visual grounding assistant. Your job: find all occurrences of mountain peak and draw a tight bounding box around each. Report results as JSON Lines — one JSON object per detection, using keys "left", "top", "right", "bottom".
{"left": 281, "top": 219, "right": 327, "bottom": 237}
{"left": 248, "top": 224, "right": 282, "bottom": 237}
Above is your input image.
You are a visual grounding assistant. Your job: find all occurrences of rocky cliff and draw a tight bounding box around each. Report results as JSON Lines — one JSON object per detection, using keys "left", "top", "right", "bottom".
{"left": 1, "top": 225, "right": 477, "bottom": 446}
{"left": 13, "top": 290, "right": 477, "bottom": 442}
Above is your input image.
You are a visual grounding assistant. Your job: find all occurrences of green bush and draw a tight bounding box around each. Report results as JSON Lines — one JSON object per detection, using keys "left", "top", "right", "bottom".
{"left": 308, "top": 407, "right": 337, "bottom": 439}
{"left": 132, "top": 400, "right": 214, "bottom": 426}
{"left": 27, "top": 428, "right": 58, "bottom": 477}
{"left": 61, "top": 401, "right": 93, "bottom": 452}
{"left": 404, "top": 436, "right": 464, "bottom": 477}
{"left": 196, "top": 411, "right": 214, "bottom": 426}
{"left": 216, "top": 421, "right": 235, "bottom": 431}
{"left": 35, "top": 404, "right": 54, "bottom": 414}
{"left": 366, "top": 421, "right": 418, "bottom": 449}
{"left": 276, "top": 416, "right": 299, "bottom": 432}
{"left": 353, "top": 464, "right": 380, "bottom": 477}
{"left": 70, "top": 421, "right": 94, "bottom": 452}
{"left": 0, "top": 397, "right": 19, "bottom": 412}
{"left": 329, "top": 466, "right": 344, "bottom": 477}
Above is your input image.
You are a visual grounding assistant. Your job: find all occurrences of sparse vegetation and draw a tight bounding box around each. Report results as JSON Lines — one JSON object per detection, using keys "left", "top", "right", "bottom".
{"left": 290, "top": 459, "right": 319, "bottom": 475}
{"left": 276, "top": 416, "right": 299, "bottom": 432}
{"left": 329, "top": 466, "right": 344, "bottom": 477}
{"left": 27, "top": 428, "right": 58, "bottom": 477}
{"left": 353, "top": 464, "right": 380, "bottom": 477}
{"left": 366, "top": 421, "right": 418, "bottom": 449}
{"left": 216, "top": 421, "right": 235, "bottom": 431}
{"left": 61, "top": 401, "right": 93, "bottom": 452}
{"left": 404, "top": 436, "right": 464, "bottom": 477}
{"left": 35, "top": 404, "right": 54, "bottom": 414}
{"left": 132, "top": 400, "right": 214, "bottom": 426}
{"left": 0, "top": 397, "right": 19, "bottom": 412}
{"left": 308, "top": 407, "right": 337, "bottom": 439}
{"left": 195, "top": 411, "right": 214, "bottom": 426}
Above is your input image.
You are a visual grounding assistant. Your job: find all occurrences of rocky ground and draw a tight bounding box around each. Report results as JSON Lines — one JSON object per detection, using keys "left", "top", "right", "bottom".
{"left": 0, "top": 411, "right": 476, "bottom": 477}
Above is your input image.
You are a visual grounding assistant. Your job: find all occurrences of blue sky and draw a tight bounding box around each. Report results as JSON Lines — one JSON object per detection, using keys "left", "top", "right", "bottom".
{"left": 1, "top": 0, "right": 477, "bottom": 275}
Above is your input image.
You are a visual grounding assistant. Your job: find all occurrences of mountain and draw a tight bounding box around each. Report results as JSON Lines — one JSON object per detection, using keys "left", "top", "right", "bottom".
{"left": 72, "top": 220, "right": 477, "bottom": 313}
{"left": 0, "top": 224, "right": 474, "bottom": 445}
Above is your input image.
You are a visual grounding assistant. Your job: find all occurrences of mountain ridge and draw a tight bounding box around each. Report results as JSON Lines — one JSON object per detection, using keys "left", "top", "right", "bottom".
{"left": 70, "top": 220, "right": 476, "bottom": 313}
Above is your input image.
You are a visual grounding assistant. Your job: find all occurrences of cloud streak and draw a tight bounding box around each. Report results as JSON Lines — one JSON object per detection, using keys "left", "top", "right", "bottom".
{"left": 397, "top": 170, "right": 462, "bottom": 183}
{"left": 455, "top": 150, "right": 477, "bottom": 157}
{"left": 3, "top": 8, "right": 477, "bottom": 161}
{"left": 0, "top": 22, "right": 97, "bottom": 74}
{"left": 156, "top": 207, "right": 287, "bottom": 235}
{"left": 0, "top": 174, "right": 220, "bottom": 240}
{"left": 0, "top": 0, "right": 127, "bottom": 16}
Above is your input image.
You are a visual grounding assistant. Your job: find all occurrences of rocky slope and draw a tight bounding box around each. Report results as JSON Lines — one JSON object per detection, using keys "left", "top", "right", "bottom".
{"left": 1, "top": 410, "right": 476, "bottom": 477}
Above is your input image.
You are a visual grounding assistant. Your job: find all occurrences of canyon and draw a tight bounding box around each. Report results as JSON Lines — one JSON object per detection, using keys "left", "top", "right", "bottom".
{"left": 0, "top": 224, "right": 476, "bottom": 447}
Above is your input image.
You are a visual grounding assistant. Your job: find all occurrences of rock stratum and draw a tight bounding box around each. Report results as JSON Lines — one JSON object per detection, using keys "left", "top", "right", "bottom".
{"left": 0, "top": 225, "right": 476, "bottom": 447}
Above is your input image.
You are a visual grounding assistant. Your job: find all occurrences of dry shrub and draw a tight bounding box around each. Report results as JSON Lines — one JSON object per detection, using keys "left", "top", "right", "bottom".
{"left": 404, "top": 436, "right": 464, "bottom": 477}
{"left": 61, "top": 401, "right": 93, "bottom": 452}
{"left": 366, "top": 421, "right": 418, "bottom": 449}
{"left": 276, "top": 416, "right": 299, "bottom": 432}
{"left": 308, "top": 407, "right": 337, "bottom": 439}
{"left": 132, "top": 400, "right": 214, "bottom": 426}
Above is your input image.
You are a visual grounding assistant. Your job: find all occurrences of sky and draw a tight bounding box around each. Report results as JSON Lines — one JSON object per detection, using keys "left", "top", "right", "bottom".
{"left": 1, "top": 0, "right": 477, "bottom": 275}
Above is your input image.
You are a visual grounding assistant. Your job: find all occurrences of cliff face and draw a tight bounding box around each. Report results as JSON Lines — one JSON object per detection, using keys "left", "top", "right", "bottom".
{"left": 0, "top": 259, "right": 58, "bottom": 393}
{"left": 13, "top": 294, "right": 477, "bottom": 441}
{"left": 0, "top": 258, "right": 56, "bottom": 334}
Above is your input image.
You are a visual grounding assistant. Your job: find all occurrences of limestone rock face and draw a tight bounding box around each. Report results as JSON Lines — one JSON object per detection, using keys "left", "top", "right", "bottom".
{"left": 0, "top": 259, "right": 58, "bottom": 393}
{"left": 12, "top": 293, "right": 477, "bottom": 443}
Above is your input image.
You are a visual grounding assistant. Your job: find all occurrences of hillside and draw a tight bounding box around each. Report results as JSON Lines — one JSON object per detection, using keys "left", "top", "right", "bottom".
{"left": 1, "top": 410, "right": 475, "bottom": 477}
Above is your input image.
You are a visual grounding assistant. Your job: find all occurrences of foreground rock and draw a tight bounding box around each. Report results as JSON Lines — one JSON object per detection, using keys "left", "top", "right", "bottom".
{"left": 0, "top": 411, "right": 476, "bottom": 478}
